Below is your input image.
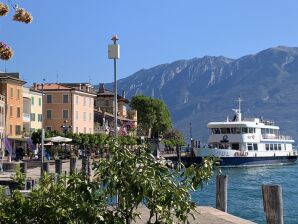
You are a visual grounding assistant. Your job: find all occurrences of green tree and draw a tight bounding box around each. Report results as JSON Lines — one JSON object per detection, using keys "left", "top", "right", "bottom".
{"left": 130, "top": 95, "right": 172, "bottom": 138}
{"left": 163, "top": 129, "right": 185, "bottom": 149}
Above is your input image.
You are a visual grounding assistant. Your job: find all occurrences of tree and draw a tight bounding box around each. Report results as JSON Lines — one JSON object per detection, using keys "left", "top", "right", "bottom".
{"left": 130, "top": 95, "right": 172, "bottom": 138}
{"left": 163, "top": 129, "right": 185, "bottom": 149}
{"left": 0, "top": 140, "right": 216, "bottom": 224}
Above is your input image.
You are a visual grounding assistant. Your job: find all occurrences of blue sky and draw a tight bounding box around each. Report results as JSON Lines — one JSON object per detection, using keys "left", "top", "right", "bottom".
{"left": 1, "top": 0, "right": 298, "bottom": 85}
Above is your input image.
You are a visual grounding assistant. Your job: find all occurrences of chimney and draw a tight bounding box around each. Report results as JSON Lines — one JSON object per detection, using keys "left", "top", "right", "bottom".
{"left": 98, "top": 83, "right": 105, "bottom": 93}
{"left": 33, "top": 83, "right": 37, "bottom": 91}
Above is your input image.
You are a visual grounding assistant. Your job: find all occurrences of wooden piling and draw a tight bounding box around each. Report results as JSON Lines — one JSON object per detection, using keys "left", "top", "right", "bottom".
{"left": 70, "top": 157, "right": 77, "bottom": 175}
{"left": 216, "top": 175, "right": 228, "bottom": 212}
{"left": 262, "top": 184, "right": 283, "bottom": 224}
{"left": 55, "top": 159, "right": 62, "bottom": 175}
{"left": 42, "top": 162, "right": 49, "bottom": 173}
{"left": 20, "top": 162, "right": 27, "bottom": 174}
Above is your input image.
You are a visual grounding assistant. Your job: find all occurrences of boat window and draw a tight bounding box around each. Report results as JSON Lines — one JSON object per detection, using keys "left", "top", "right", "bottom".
{"left": 242, "top": 127, "right": 248, "bottom": 133}
{"left": 270, "top": 144, "right": 274, "bottom": 150}
{"left": 247, "top": 143, "right": 253, "bottom": 151}
{"left": 235, "top": 128, "right": 241, "bottom": 134}
{"left": 226, "top": 128, "right": 231, "bottom": 134}
{"left": 231, "top": 128, "right": 236, "bottom": 134}
{"left": 278, "top": 144, "right": 281, "bottom": 150}
{"left": 248, "top": 128, "right": 255, "bottom": 133}
{"left": 274, "top": 144, "right": 278, "bottom": 150}
{"left": 214, "top": 128, "right": 220, "bottom": 134}
{"left": 261, "top": 129, "right": 266, "bottom": 135}
{"left": 221, "top": 128, "right": 227, "bottom": 134}
{"left": 253, "top": 144, "right": 258, "bottom": 151}
{"left": 232, "top": 143, "right": 239, "bottom": 150}
{"left": 266, "top": 144, "right": 269, "bottom": 151}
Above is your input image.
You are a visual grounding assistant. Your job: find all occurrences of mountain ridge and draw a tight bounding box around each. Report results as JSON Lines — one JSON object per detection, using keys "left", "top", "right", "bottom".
{"left": 105, "top": 46, "right": 298, "bottom": 143}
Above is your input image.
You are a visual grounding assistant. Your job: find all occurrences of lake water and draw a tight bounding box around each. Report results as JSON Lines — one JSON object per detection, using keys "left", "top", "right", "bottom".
{"left": 192, "top": 162, "right": 298, "bottom": 224}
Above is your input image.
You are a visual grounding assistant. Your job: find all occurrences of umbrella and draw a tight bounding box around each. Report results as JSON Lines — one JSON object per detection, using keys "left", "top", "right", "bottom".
{"left": 44, "top": 136, "right": 72, "bottom": 143}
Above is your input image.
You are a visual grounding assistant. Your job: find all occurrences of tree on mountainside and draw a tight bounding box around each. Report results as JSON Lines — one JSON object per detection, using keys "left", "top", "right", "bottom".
{"left": 130, "top": 95, "right": 172, "bottom": 138}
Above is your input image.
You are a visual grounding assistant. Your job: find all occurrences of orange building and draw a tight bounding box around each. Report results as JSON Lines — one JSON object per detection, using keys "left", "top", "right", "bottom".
{"left": 34, "top": 83, "right": 96, "bottom": 134}
{"left": 0, "top": 73, "right": 26, "bottom": 138}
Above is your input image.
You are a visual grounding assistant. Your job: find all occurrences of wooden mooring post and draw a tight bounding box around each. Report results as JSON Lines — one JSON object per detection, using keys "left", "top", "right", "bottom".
{"left": 70, "top": 157, "right": 77, "bottom": 175}
{"left": 262, "top": 184, "right": 283, "bottom": 224}
{"left": 216, "top": 175, "right": 228, "bottom": 212}
{"left": 55, "top": 159, "right": 62, "bottom": 175}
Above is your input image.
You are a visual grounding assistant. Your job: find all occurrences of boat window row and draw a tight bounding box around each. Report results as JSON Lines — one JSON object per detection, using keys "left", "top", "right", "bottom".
{"left": 265, "top": 144, "right": 282, "bottom": 151}
{"left": 247, "top": 143, "right": 258, "bottom": 151}
{"left": 261, "top": 128, "right": 278, "bottom": 135}
{"left": 211, "top": 127, "right": 255, "bottom": 134}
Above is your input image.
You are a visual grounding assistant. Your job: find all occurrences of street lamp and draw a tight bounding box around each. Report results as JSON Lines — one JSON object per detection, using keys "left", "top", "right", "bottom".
{"left": 61, "top": 120, "right": 72, "bottom": 135}
{"left": 108, "top": 35, "right": 120, "bottom": 140}
{"left": 41, "top": 79, "right": 45, "bottom": 173}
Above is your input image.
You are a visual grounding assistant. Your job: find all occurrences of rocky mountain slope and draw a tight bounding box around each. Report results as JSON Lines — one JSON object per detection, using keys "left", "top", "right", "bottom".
{"left": 106, "top": 46, "right": 298, "bottom": 143}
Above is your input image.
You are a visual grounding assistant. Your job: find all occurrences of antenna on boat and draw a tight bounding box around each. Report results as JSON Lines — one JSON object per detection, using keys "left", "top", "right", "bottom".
{"left": 232, "top": 96, "right": 242, "bottom": 122}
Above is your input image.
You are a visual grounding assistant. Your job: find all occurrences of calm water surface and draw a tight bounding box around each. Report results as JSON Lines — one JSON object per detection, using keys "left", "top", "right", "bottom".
{"left": 192, "top": 163, "right": 298, "bottom": 224}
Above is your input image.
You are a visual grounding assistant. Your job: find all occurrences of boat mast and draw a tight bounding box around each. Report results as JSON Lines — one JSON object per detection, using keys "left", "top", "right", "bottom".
{"left": 232, "top": 96, "right": 242, "bottom": 122}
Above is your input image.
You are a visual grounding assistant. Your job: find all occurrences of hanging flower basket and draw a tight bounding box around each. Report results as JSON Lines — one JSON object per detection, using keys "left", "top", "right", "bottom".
{"left": 13, "top": 7, "right": 33, "bottom": 24}
{"left": 0, "top": 42, "right": 13, "bottom": 60}
{"left": 0, "top": 3, "right": 9, "bottom": 16}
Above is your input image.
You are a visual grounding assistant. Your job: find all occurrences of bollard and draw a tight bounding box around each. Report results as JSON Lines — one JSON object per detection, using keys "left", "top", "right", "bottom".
{"left": 82, "top": 156, "right": 87, "bottom": 175}
{"left": 216, "top": 175, "right": 228, "bottom": 212}
{"left": 42, "top": 162, "right": 49, "bottom": 173}
{"left": 262, "top": 185, "right": 283, "bottom": 224}
{"left": 20, "top": 162, "right": 27, "bottom": 174}
{"left": 55, "top": 159, "right": 62, "bottom": 175}
{"left": 26, "top": 179, "right": 32, "bottom": 190}
{"left": 70, "top": 157, "right": 77, "bottom": 175}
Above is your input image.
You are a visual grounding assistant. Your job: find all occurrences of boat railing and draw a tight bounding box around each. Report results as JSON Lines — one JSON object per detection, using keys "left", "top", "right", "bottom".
{"left": 262, "top": 134, "right": 292, "bottom": 140}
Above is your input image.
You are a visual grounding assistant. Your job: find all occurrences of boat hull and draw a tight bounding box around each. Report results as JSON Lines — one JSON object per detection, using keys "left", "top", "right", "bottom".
{"left": 193, "top": 155, "right": 298, "bottom": 167}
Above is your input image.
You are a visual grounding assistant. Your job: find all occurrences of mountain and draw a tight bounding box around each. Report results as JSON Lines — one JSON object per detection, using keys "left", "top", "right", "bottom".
{"left": 106, "top": 46, "right": 298, "bottom": 143}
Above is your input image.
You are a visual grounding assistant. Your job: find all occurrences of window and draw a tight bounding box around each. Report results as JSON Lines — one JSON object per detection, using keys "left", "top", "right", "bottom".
{"left": 38, "top": 114, "right": 42, "bottom": 122}
{"left": 274, "top": 144, "right": 278, "bottom": 150}
{"left": 46, "top": 110, "right": 52, "bottom": 119}
{"left": 278, "top": 144, "right": 281, "bottom": 150}
{"left": 9, "top": 106, "right": 13, "bottom": 117}
{"left": 17, "top": 107, "right": 21, "bottom": 118}
{"left": 30, "top": 113, "right": 36, "bottom": 121}
{"left": 83, "top": 112, "right": 86, "bottom": 121}
{"left": 10, "top": 87, "right": 13, "bottom": 98}
{"left": 248, "top": 128, "right": 255, "bottom": 133}
{"left": 242, "top": 127, "right": 248, "bottom": 133}
{"left": 17, "top": 89, "right": 20, "bottom": 99}
{"left": 38, "top": 98, "right": 42, "bottom": 106}
{"left": 266, "top": 144, "right": 269, "bottom": 151}
{"left": 46, "top": 127, "right": 52, "bottom": 131}
{"left": 76, "top": 111, "right": 78, "bottom": 120}
{"left": 9, "top": 125, "right": 12, "bottom": 134}
{"left": 221, "top": 128, "right": 227, "bottom": 134}
{"left": 63, "top": 94, "right": 69, "bottom": 103}
{"left": 89, "top": 98, "right": 92, "bottom": 107}
{"left": 15, "top": 125, "right": 21, "bottom": 135}
{"left": 253, "top": 144, "right": 258, "bottom": 151}
{"left": 247, "top": 143, "right": 253, "bottom": 151}
{"left": 235, "top": 128, "right": 241, "bottom": 134}
{"left": 270, "top": 144, "right": 274, "bottom": 150}
{"left": 31, "top": 96, "right": 35, "bottom": 105}
{"left": 89, "top": 113, "right": 92, "bottom": 121}
{"left": 76, "top": 96, "right": 79, "bottom": 105}
{"left": 46, "top": 95, "right": 52, "bottom": 103}
{"left": 63, "top": 110, "right": 69, "bottom": 119}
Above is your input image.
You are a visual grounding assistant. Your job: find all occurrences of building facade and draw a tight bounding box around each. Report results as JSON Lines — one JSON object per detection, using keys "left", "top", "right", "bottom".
{"left": 34, "top": 83, "right": 96, "bottom": 134}
{"left": 0, "top": 73, "right": 26, "bottom": 138}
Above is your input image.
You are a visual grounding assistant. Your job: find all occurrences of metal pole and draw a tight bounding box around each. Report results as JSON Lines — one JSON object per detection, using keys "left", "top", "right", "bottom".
{"left": 114, "top": 57, "right": 118, "bottom": 139}
{"left": 41, "top": 79, "right": 45, "bottom": 173}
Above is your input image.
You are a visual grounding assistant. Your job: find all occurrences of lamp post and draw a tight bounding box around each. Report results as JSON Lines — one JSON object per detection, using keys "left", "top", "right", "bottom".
{"left": 61, "top": 120, "right": 72, "bottom": 158}
{"left": 41, "top": 79, "right": 45, "bottom": 173}
{"left": 108, "top": 35, "right": 120, "bottom": 140}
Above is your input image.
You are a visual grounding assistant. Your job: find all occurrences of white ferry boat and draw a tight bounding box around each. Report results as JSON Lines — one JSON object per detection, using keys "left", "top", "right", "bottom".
{"left": 194, "top": 98, "right": 297, "bottom": 166}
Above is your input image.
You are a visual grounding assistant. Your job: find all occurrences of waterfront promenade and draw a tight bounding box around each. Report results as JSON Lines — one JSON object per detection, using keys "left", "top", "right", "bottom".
{"left": 0, "top": 159, "right": 256, "bottom": 224}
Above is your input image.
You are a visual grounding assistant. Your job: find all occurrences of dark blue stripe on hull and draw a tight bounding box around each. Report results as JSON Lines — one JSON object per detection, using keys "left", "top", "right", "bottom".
{"left": 194, "top": 156, "right": 298, "bottom": 167}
